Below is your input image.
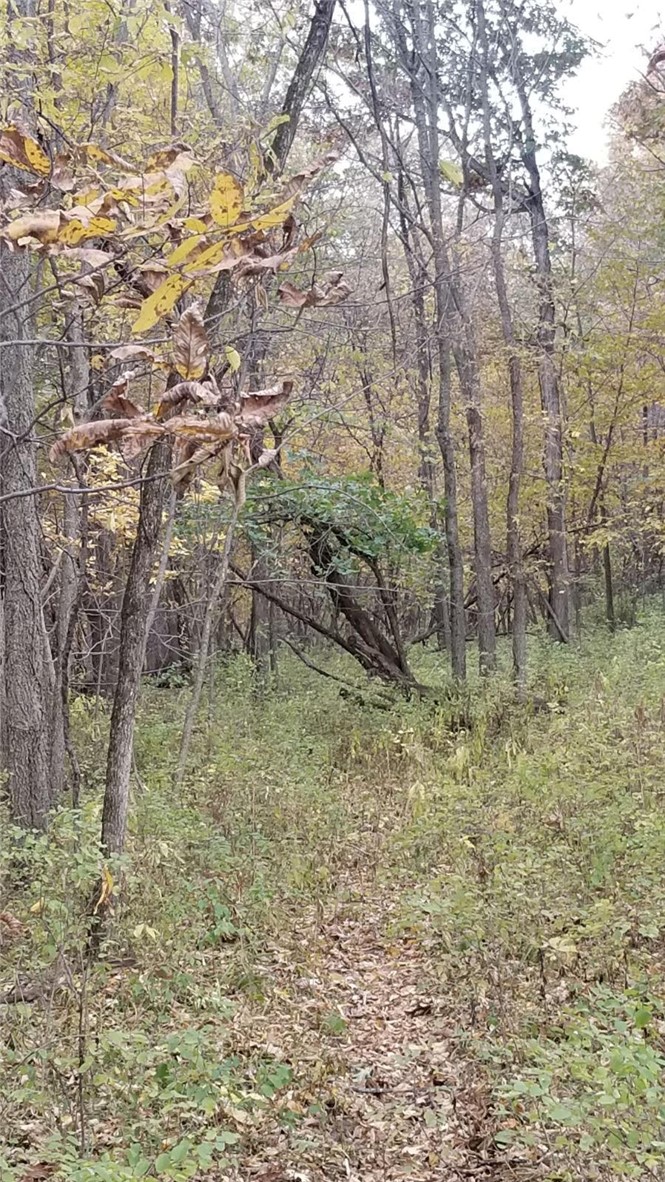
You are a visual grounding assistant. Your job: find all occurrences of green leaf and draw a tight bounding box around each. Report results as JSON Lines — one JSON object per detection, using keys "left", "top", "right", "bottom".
{"left": 634, "top": 1006, "right": 652, "bottom": 1029}
{"left": 439, "top": 160, "right": 463, "bottom": 187}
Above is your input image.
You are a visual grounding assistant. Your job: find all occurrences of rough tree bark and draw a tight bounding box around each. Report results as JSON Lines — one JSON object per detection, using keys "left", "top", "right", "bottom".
{"left": 0, "top": 236, "right": 53, "bottom": 828}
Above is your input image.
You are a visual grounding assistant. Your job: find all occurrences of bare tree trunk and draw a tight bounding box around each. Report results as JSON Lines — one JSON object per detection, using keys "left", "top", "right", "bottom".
{"left": 403, "top": 0, "right": 467, "bottom": 678}
{"left": 504, "top": 18, "right": 570, "bottom": 641}
{"left": 247, "top": 544, "right": 273, "bottom": 693}
{"left": 0, "top": 246, "right": 53, "bottom": 829}
{"left": 452, "top": 326, "right": 496, "bottom": 672}
{"left": 50, "top": 304, "right": 91, "bottom": 799}
{"left": 477, "top": 0, "right": 527, "bottom": 692}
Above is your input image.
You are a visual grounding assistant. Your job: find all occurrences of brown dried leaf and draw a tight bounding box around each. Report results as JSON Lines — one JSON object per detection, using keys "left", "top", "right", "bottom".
{"left": 278, "top": 150, "right": 338, "bottom": 204}
{"left": 154, "top": 380, "right": 218, "bottom": 420}
{"left": 51, "top": 152, "right": 75, "bottom": 191}
{"left": 171, "top": 440, "right": 228, "bottom": 491}
{"left": 0, "top": 910, "right": 25, "bottom": 938}
{"left": 238, "top": 379, "right": 293, "bottom": 428}
{"left": 49, "top": 418, "right": 139, "bottom": 462}
{"left": 75, "top": 272, "right": 105, "bottom": 303}
{"left": 278, "top": 274, "right": 351, "bottom": 309}
{"left": 173, "top": 306, "right": 209, "bottom": 380}
{"left": 109, "top": 344, "right": 157, "bottom": 363}
{"left": 101, "top": 377, "right": 144, "bottom": 419}
{"left": 138, "top": 261, "right": 169, "bottom": 292}
{"left": 166, "top": 412, "right": 235, "bottom": 443}
{"left": 119, "top": 421, "right": 166, "bottom": 460}
{"left": 236, "top": 245, "right": 299, "bottom": 278}
{"left": 62, "top": 246, "right": 112, "bottom": 267}
{"left": 5, "top": 209, "right": 61, "bottom": 244}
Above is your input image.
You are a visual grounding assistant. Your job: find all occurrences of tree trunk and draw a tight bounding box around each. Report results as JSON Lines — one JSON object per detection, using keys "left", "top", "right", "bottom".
{"left": 506, "top": 25, "right": 570, "bottom": 640}
{"left": 247, "top": 544, "right": 273, "bottom": 693}
{"left": 477, "top": 0, "right": 527, "bottom": 692}
{"left": 50, "top": 303, "right": 91, "bottom": 800}
{"left": 0, "top": 246, "right": 53, "bottom": 829}
{"left": 399, "top": 0, "right": 467, "bottom": 678}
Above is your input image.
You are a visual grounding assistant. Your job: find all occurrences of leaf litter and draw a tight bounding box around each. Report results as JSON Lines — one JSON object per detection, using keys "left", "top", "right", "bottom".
{"left": 218, "top": 879, "right": 512, "bottom": 1182}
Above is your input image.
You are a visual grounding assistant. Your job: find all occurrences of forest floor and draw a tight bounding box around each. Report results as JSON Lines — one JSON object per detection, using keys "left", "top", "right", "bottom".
{"left": 222, "top": 879, "right": 488, "bottom": 1182}
{"left": 2, "top": 608, "right": 665, "bottom": 1181}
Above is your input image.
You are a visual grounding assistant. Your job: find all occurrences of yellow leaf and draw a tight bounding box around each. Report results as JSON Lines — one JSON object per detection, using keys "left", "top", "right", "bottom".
{"left": 184, "top": 216, "right": 208, "bottom": 232}
{"left": 209, "top": 172, "right": 244, "bottom": 228}
{"left": 59, "top": 215, "right": 116, "bottom": 245}
{"left": 132, "top": 273, "right": 188, "bottom": 334}
{"left": 225, "top": 345, "right": 241, "bottom": 372}
{"left": 249, "top": 198, "right": 294, "bottom": 232}
{"left": 0, "top": 126, "right": 50, "bottom": 175}
{"left": 30, "top": 898, "right": 45, "bottom": 914}
{"left": 24, "top": 137, "right": 51, "bottom": 176}
{"left": 93, "top": 865, "right": 114, "bottom": 914}
{"left": 184, "top": 237, "right": 244, "bottom": 275}
{"left": 167, "top": 235, "right": 204, "bottom": 267}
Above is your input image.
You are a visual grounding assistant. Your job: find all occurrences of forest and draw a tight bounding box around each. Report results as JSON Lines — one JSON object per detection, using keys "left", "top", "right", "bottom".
{"left": 1, "top": 0, "right": 665, "bottom": 1177}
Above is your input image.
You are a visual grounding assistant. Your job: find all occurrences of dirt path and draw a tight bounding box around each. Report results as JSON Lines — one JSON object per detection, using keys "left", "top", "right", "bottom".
{"left": 228, "top": 889, "right": 498, "bottom": 1181}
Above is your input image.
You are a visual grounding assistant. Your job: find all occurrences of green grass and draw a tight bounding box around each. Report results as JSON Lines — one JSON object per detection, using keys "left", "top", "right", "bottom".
{"left": 1, "top": 611, "right": 665, "bottom": 1179}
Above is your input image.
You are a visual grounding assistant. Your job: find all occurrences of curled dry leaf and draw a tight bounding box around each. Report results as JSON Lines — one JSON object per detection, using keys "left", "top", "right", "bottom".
{"left": 155, "top": 380, "right": 219, "bottom": 420}
{"left": 101, "top": 376, "right": 144, "bottom": 419}
{"left": 238, "top": 379, "right": 293, "bottom": 428}
{"left": 49, "top": 417, "right": 141, "bottom": 462}
{"left": 166, "top": 412, "right": 235, "bottom": 443}
{"left": 278, "top": 273, "right": 352, "bottom": 309}
{"left": 75, "top": 272, "right": 105, "bottom": 303}
{"left": 0, "top": 911, "right": 25, "bottom": 939}
{"left": 257, "top": 447, "right": 278, "bottom": 468}
{"left": 173, "top": 306, "right": 209, "bottom": 380}
{"left": 0, "top": 126, "right": 51, "bottom": 175}
{"left": 120, "top": 420, "right": 167, "bottom": 460}
{"left": 171, "top": 440, "right": 227, "bottom": 491}
{"left": 109, "top": 344, "right": 157, "bottom": 363}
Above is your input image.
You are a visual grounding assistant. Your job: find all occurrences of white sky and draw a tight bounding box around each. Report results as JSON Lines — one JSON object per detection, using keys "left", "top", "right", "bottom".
{"left": 561, "top": 0, "right": 665, "bottom": 160}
